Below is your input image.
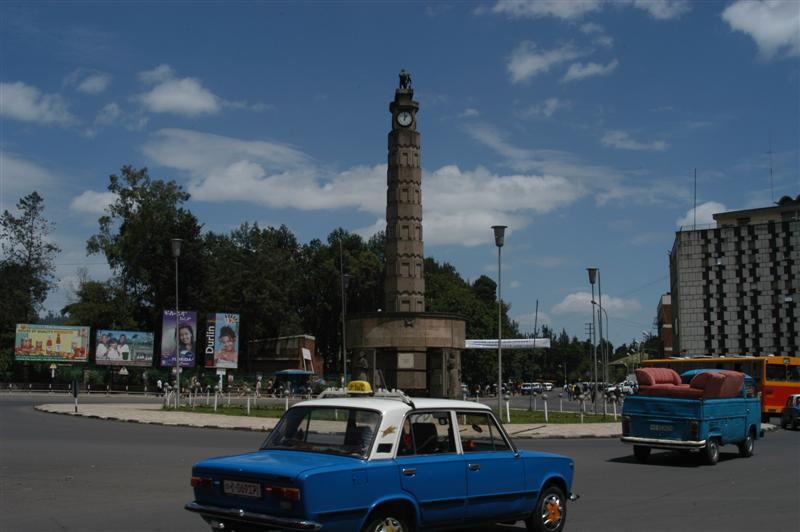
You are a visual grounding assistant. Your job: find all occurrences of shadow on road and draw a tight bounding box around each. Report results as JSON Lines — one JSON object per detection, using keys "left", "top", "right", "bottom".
{"left": 608, "top": 449, "right": 741, "bottom": 468}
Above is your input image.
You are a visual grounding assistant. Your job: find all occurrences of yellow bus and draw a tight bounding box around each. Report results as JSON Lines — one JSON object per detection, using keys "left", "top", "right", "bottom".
{"left": 642, "top": 355, "right": 800, "bottom": 421}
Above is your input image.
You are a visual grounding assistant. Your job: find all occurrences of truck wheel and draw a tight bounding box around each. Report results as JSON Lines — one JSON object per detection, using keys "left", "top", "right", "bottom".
{"left": 525, "top": 484, "right": 566, "bottom": 532}
{"left": 703, "top": 438, "right": 719, "bottom": 465}
{"left": 737, "top": 428, "right": 755, "bottom": 458}
{"left": 633, "top": 445, "right": 651, "bottom": 462}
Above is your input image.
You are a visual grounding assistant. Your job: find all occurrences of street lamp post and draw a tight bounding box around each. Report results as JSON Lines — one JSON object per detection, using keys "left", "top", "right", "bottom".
{"left": 341, "top": 273, "right": 350, "bottom": 387}
{"left": 492, "top": 225, "right": 507, "bottom": 415}
{"left": 171, "top": 238, "right": 183, "bottom": 409}
{"left": 587, "top": 267, "right": 598, "bottom": 412}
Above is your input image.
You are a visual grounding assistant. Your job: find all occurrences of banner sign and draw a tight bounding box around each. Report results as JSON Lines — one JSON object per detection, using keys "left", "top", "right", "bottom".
{"left": 204, "top": 313, "right": 240, "bottom": 369}
{"left": 14, "top": 324, "right": 90, "bottom": 362}
{"left": 160, "top": 310, "right": 197, "bottom": 368}
{"left": 95, "top": 329, "right": 154, "bottom": 366}
{"left": 465, "top": 338, "right": 551, "bottom": 350}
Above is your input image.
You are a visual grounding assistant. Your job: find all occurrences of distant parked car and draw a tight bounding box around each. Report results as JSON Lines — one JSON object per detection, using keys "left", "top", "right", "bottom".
{"left": 187, "top": 394, "right": 578, "bottom": 532}
{"left": 780, "top": 394, "right": 800, "bottom": 430}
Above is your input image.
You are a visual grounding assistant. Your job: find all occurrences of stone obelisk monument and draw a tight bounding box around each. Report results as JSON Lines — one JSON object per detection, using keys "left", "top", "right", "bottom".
{"left": 385, "top": 69, "right": 425, "bottom": 313}
{"left": 346, "top": 71, "right": 465, "bottom": 397}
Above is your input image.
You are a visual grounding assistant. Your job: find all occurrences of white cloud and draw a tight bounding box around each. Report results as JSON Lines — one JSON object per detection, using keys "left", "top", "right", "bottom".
{"left": 487, "top": 0, "right": 689, "bottom": 20}
{"left": 0, "top": 151, "right": 57, "bottom": 209}
{"left": 675, "top": 201, "right": 727, "bottom": 228}
{"left": 509, "top": 280, "right": 522, "bottom": 289}
{"left": 139, "top": 78, "right": 220, "bottom": 117}
{"left": 144, "top": 128, "right": 590, "bottom": 247}
{"left": 137, "top": 64, "right": 268, "bottom": 116}
{"left": 491, "top": 0, "right": 602, "bottom": 20}
{"left": 581, "top": 22, "right": 614, "bottom": 47}
{"left": 69, "top": 190, "right": 117, "bottom": 215}
{"left": 139, "top": 64, "right": 175, "bottom": 84}
{"left": 469, "top": 123, "right": 688, "bottom": 208}
{"left": 522, "top": 97, "right": 570, "bottom": 118}
{"left": 507, "top": 41, "right": 583, "bottom": 83}
{"left": 722, "top": 0, "right": 800, "bottom": 59}
{"left": 459, "top": 108, "right": 480, "bottom": 118}
{"left": 601, "top": 130, "right": 668, "bottom": 151}
{"left": 95, "top": 102, "right": 122, "bottom": 125}
{"left": 562, "top": 59, "right": 619, "bottom": 82}
{"left": 0, "top": 81, "right": 76, "bottom": 125}
{"left": 631, "top": 0, "right": 691, "bottom": 20}
{"left": 65, "top": 69, "right": 112, "bottom": 94}
{"left": 552, "top": 291, "right": 642, "bottom": 316}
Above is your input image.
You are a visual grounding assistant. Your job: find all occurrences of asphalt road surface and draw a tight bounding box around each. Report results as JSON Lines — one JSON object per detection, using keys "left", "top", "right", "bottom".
{"left": 1, "top": 394, "right": 797, "bottom": 532}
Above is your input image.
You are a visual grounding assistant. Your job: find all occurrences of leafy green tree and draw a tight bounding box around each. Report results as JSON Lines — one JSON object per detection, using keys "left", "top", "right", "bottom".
{"left": 86, "top": 166, "right": 203, "bottom": 329}
{"left": 61, "top": 269, "right": 138, "bottom": 330}
{"left": 0, "top": 192, "right": 61, "bottom": 379}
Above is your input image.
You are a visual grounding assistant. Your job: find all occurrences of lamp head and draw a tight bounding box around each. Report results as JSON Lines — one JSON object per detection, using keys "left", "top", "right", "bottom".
{"left": 171, "top": 238, "right": 183, "bottom": 258}
{"left": 491, "top": 225, "right": 507, "bottom": 247}
{"left": 587, "top": 267, "right": 598, "bottom": 285}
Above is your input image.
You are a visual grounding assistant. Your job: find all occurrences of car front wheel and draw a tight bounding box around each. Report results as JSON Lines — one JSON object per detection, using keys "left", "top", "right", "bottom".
{"left": 525, "top": 484, "right": 567, "bottom": 532}
{"left": 363, "top": 512, "right": 411, "bottom": 532}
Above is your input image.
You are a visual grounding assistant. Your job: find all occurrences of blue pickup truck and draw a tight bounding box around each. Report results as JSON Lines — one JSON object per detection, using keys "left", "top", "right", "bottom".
{"left": 621, "top": 368, "right": 762, "bottom": 465}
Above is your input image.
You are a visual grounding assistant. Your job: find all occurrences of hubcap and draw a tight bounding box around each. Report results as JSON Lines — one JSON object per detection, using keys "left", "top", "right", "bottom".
{"left": 375, "top": 517, "right": 403, "bottom": 532}
{"left": 541, "top": 493, "right": 563, "bottom": 530}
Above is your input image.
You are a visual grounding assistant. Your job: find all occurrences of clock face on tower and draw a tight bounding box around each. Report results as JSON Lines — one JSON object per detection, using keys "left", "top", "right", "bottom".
{"left": 397, "top": 111, "right": 413, "bottom": 127}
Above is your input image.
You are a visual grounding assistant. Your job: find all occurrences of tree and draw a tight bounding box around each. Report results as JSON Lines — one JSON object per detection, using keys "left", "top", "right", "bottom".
{"left": 61, "top": 269, "right": 138, "bottom": 330}
{"left": 86, "top": 166, "right": 203, "bottom": 329}
{"left": 0, "top": 191, "right": 61, "bottom": 319}
{"left": 0, "top": 192, "right": 61, "bottom": 379}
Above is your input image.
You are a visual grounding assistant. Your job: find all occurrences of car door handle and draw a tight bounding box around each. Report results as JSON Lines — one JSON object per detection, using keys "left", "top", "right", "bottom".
{"left": 402, "top": 468, "right": 416, "bottom": 476}
{"left": 468, "top": 463, "right": 480, "bottom": 471}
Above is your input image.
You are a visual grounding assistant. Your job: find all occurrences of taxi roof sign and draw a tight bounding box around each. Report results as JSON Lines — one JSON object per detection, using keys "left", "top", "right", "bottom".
{"left": 346, "top": 380, "right": 373, "bottom": 395}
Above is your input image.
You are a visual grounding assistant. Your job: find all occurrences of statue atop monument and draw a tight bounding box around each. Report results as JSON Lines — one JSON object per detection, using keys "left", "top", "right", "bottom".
{"left": 399, "top": 69, "right": 412, "bottom": 90}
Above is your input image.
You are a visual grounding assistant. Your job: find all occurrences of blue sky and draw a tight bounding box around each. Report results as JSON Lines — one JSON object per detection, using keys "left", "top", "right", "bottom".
{"left": 2, "top": 1, "right": 798, "bottom": 347}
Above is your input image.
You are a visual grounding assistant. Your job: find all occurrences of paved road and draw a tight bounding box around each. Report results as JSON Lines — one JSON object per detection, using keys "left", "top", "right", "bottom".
{"left": 1, "top": 394, "right": 797, "bottom": 532}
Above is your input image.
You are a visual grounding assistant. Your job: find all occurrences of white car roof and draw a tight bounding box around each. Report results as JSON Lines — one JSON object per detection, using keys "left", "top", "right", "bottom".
{"left": 294, "top": 397, "right": 492, "bottom": 415}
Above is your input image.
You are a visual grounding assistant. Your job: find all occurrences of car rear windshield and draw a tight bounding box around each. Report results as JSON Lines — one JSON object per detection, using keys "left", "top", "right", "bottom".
{"left": 261, "top": 406, "right": 381, "bottom": 458}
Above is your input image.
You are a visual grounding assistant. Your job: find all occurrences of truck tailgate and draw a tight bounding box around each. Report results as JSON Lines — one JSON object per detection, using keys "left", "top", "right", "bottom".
{"left": 623, "top": 396, "right": 703, "bottom": 446}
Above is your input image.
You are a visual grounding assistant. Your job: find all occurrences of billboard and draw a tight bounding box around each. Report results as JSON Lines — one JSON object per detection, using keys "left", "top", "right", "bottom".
{"left": 14, "top": 324, "right": 90, "bottom": 362}
{"left": 95, "top": 329, "right": 154, "bottom": 366}
{"left": 160, "top": 310, "right": 198, "bottom": 368}
{"left": 204, "top": 313, "right": 240, "bottom": 369}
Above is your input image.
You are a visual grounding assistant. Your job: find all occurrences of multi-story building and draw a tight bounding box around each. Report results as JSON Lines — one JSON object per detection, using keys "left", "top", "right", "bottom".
{"left": 669, "top": 195, "right": 799, "bottom": 356}
{"left": 656, "top": 293, "right": 674, "bottom": 357}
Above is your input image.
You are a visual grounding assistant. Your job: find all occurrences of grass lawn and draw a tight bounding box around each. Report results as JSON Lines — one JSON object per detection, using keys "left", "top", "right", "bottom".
{"left": 169, "top": 405, "right": 618, "bottom": 424}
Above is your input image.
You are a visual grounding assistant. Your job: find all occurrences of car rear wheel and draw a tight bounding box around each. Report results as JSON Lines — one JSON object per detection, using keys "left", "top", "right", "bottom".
{"left": 363, "top": 511, "right": 411, "bottom": 532}
{"left": 737, "top": 429, "right": 755, "bottom": 458}
{"left": 525, "top": 484, "right": 567, "bottom": 532}
{"left": 633, "top": 445, "right": 651, "bottom": 462}
{"left": 703, "top": 438, "right": 719, "bottom": 465}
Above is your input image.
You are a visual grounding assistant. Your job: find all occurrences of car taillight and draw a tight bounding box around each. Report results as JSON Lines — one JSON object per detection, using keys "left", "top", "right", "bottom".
{"left": 191, "top": 476, "right": 212, "bottom": 489}
{"left": 622, "top": 416, "right": 630, "bottom": 436}
{"left": 265, "top": 485, "right": 301, "bottom": 502}
{"left": 690, "top": 420, "right": 699, "bottom": 440}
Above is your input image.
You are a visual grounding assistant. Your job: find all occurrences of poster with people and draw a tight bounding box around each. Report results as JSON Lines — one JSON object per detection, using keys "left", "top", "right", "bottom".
{"left": 95, "top": 329, "right": 154, "bottom": 366}
{"left": 14, "top": 324, "right": 90, "bottom": 362}
{"left": 204, "top": 313, "right": 240, "bottom": 369}
{"left": 160, "top": 310, "right": 197, "bottom": 368}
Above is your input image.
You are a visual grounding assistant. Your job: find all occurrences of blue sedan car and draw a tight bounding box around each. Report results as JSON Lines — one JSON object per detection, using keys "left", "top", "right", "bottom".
{"left": 186, "top": 396, "right": 577, "bottom": 532}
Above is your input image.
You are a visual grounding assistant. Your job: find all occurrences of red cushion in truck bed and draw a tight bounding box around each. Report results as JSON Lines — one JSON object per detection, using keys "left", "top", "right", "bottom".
{"left": 635, "top": 367, "right": 681, "bottom": 387}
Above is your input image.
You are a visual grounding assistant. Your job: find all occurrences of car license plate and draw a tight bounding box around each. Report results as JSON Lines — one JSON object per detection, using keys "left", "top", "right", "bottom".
{"left": 223, "top": 480, "right": 261, "bottom": 498}
{"left": 649, "top": 424, "right": 673, "bottom": 432}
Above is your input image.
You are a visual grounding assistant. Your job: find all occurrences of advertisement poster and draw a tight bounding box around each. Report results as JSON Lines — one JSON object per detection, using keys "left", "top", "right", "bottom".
{"left": 95, "top": 329, "right": 154, "bottom": 366}
{"left": 14, "top": 324, "right": 90, "bottom": 362}
{"left": 160, "top": 310, "right": 197, "bottom": 368}
{"left": 205, "top": 313, "right": 240, "bottom": 369}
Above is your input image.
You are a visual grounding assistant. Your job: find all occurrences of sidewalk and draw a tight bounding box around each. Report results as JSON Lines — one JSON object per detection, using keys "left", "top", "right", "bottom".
{"left": 35, "top": 402, "right": 624, "bottom": 439}
{"left": 35, "top": 402, "right": 778, "bottom": 439}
